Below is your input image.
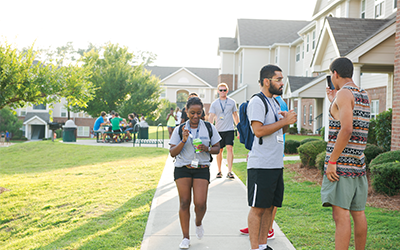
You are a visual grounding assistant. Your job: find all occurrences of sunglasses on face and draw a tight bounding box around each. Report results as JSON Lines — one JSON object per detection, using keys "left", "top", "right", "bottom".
{"left": 219, "top": 89, "right": 227, "bottom": 92}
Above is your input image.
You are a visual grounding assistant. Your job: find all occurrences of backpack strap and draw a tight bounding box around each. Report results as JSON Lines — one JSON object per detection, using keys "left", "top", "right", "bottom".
{"left": 253, "top": 93, "right": 269, "bottom": 115}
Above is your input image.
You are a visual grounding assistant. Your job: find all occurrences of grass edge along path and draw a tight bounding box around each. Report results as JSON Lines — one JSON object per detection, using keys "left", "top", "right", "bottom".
{"left": 233, "top": 161, "right": 400, "bottom": 250}
{"left": 0, "top": 141, "right": 168, "bottom": 250}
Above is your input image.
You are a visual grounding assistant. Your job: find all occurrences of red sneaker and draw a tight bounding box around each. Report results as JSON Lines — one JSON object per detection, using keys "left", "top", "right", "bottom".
{"left": 268, "top": 229, "right": 275, "bottom": 239}
{"left": 239, "top": 227, "right": 249, "bottom": 235}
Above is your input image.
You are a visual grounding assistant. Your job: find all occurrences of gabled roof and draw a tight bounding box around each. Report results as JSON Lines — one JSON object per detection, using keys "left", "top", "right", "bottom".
{"left": 219, "top": 37, "right": 238, "bottom": 51}
{"left": 23, "top": 112, "right": 50, "bottom": 123}
{"left": 145, "top": 66, "right": 219, "bottom": 87}
{"left": 327, "top": 16, "right": 394, "bottom": 56}
{"left": 237, "top": 19, "right": 310, "bottom": 47}
{"left": 287, "top": 76, "right": 319, "bottom": 92}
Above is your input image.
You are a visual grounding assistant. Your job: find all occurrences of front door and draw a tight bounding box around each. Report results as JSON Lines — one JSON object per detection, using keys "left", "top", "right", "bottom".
{"left": 31, "top": 125, "right": 45, "bottom": 139}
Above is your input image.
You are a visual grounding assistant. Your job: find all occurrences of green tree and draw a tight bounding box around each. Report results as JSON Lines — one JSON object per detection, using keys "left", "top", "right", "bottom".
{"left": 0, "top": 42, "right": 95, "bottom": 111}
{"left": 81, "top": 43, "right": 161, "bottom": 119}
{"left": 0, "top": 107, "right": 23, "bottom": 137}
{"left": 375, "top": 108, "right": 392, "bottom": 152}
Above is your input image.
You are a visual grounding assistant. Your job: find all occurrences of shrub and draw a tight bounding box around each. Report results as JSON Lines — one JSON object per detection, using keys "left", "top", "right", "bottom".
{"left": 288, "top": 127, "right": 298, "bottom": 134}
{"left": 300, "top": 137, "right": 321, "bottom": 145}
{"left": 369, "top": 150, "right": 400, "bottom": 168}
{"left": 55, "top": 129, "right": 63, "bottom": 138}
{"left": 285, "top": 140, "right": 301, "bottom": 154}
{"left": 319, "top": 126, "right": 325, "bottom": 138}
{"left": 298, "top": 140, "right": 327, "bottom": 168}
{"left": 315, "top": 151, "right": 326, "bottom": 175}
{"left": 300, "top": 128, "right": 308, "bottom": 135}
{"left": 374, "top": 109, "right": 392, "bottom": 152}
{"left": 367, "top": 118, "right": 377, "bottom": 145}
{"left": 364, "top": 143, "right": 384, "bottom": 169}
{"left": 370, "top": 162, "right": 400, "bottom": 196}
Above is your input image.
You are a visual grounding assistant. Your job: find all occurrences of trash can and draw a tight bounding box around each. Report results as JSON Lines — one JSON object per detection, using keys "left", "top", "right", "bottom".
{"left": 139, "top": 127, "right": 149, "bottom": 139}
{"left": 62, "top": 120, "right": 77, "bottom": 142}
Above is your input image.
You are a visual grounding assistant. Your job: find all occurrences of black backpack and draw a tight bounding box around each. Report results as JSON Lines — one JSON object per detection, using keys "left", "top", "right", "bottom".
{"left": 178, "top": 121, "right": 214, "bottom": 162}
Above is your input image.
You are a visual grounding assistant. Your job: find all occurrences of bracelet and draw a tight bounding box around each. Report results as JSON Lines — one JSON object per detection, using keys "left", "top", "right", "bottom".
{"left": 181, "top": 140, "right": 186, "bottom": 144}
{"left": 328, "top": 160, "right": 337, "bottom": 164}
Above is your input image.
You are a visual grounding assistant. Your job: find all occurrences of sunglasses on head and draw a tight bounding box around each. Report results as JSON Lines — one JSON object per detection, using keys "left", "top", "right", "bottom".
{"left": 219, "top": 89, "right": 227, "bottom": 92}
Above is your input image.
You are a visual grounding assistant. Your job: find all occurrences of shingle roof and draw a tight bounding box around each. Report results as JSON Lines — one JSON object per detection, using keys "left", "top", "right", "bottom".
{"left": 219, "top": 37, "right": 238, "bottom": 51}
{"left": 237, "top": 19, "right": 310, "bottom": 46}
{"left": 288, "top": 76, "right": 318, "bottom": 92}
{"left": 327, "top": 16, "right": 394, "bottom": 55}
{"left": 145, "top": 66, "right": 219, "bottom": 87}
{"left": 24, "top": 112, "right": 50, "bottom": 123}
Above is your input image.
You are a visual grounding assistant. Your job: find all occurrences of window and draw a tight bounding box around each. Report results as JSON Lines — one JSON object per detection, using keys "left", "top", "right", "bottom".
{"left": 61, "top": 107, "right": 67, "bottom": 117}
{"left": 312, "top": 31, "right": 316, "bottom": 49}
{"left": 302, "top": 43, "right": 304, "bottom": 59}
{"left": 361, "top": 0, "right": 366, "bottom": 18}
{"left": 303, "top": 106, "right": 307, "bottom": 125}
{"left": 306, "top": 34, "right": 310, "bottom": 52}
{"left": 20, "top": 109, "right": 26, "bottom": 116}
{"left": 78, "top": 112, "right": 84, "bottom": 118}
{"left": 309, "top": 105, "right": 313, "bottom": 125}
{"left": 296, "top": 45, "right": 300, "bottom": 62}
{"left": 375, "top": 0, "right": 384, "bottom": 18}
{"left": 305, "top": 70, "right": 308, "bottom": 77}
{"left": 77, "top": 126, "right": 90, "bottom": 137}
{"left": 275, "top": 49, "right": 278, "bottom": 64}
{"left": 199, "top": 88, "right": 206, "bottom": 98}
{"left": 395, "top": 0, "right": 397, "bottom": 9}
{"left": 294, "top": 106, "right": 298, "bottom": 115}
{"left": 370, "top": 100, "right": 380, "bottom": 119}
{"left": 33, "top": 104, "right": 45, "bottom": 110}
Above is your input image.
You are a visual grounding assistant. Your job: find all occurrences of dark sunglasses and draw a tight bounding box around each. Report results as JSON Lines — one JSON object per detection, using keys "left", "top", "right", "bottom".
{"left": 219, "top": 89, "right": 227, "bottom": 92}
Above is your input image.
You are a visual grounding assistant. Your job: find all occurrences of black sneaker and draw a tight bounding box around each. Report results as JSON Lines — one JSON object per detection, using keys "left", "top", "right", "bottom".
{"left": 227, "top": 172, "right": 235, "bottom": 179}
{"left": 264, "top": 246, "right": 273, "bottom": 250}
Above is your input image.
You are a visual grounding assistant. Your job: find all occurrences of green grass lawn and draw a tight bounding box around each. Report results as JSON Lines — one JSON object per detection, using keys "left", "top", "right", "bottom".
{"left": 0, "top": 141, "right": 168, "bottom": 250}
{"left": 233, "top": 161, "right": 400, "bottom": 250}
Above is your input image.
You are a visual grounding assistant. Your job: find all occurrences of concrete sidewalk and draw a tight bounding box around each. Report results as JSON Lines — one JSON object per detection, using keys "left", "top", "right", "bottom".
{"left": 141, "top": 155, "right": 296, "bottom": 250}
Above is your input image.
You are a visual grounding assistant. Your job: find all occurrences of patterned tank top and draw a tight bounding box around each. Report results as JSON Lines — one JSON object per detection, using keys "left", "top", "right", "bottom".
{"left": 325, "top": 86, "right": 370, "bottom": 177}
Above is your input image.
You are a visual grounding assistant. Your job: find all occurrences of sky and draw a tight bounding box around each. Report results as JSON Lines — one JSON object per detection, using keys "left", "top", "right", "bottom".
{"left": 1, "top": 0, "right": 316, "bottom": 68}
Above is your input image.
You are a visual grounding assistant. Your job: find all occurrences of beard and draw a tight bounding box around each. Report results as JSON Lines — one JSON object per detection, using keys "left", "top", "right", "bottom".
{"left": 269, "top": 84, "right": 282, "bottom": 95}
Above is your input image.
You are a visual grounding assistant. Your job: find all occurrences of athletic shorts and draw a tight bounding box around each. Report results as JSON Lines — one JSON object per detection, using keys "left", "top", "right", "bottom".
{"left": 321, "top": 175, "right": 368, "bottom": 211}
{"left": 174, "top": 166, "right": 210, "bottom": 182}
{"left": 247, "top": 168, "right": 284, "bottom": 208}
{"left": 112, "top": 129, "right": 122, "bottom": 133}
{"left": 219, "top": 130, "right": 234, "bottom": 149}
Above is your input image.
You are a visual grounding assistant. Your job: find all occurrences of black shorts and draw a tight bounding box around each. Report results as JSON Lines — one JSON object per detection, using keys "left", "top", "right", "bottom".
{"left": 174, "top": 166, "right": 210, "bottom": 182}
{"left": 247, "top": 168, "right": 284, "bottom": 208}
{"left": 112, "top": 129, "right": 122, "bottom": 133}
{"left": 219, "top": 130, "right": 234, "bottom": 149}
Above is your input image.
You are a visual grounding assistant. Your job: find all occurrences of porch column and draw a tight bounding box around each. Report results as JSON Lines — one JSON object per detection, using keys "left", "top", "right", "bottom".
{"left": 353, "top": 64, "right": 363, "bottom": 87}
{"left": 290, "top": 98, "right": 295, "bottom": 127}
{"left": 297, "top": 97, "right": 302, "bottom": 133}
{"left": 324, "top": 96, "right": 330, "bottom": 141}
{"left": 387, "top": 73, "right": 393, "bottom": 110}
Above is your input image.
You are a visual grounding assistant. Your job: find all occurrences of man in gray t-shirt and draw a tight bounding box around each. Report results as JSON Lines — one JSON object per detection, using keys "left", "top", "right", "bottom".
{"left": 208, "top": 83, "right": 239, "bottom": 179}
{"left": 247, "top": 65, "right": 297, "bottom": 250}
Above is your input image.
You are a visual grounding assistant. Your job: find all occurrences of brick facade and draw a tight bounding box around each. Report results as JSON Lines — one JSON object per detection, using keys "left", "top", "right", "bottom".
{"left": 218, "top": 74, "right": 238, "bottom": 92}
{"left": 365, "top": 86, "right": 387, "bottom": 113}
{"left": 393, "top": 0, "right": 400, "bottom": 150}
{"left": 291, "top": 99, "right": 315, "bottom": 133}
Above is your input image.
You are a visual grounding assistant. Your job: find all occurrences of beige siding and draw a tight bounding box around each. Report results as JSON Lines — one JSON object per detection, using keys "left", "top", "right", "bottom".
{"left": 221, "top": 52, "right": 234, "bottom": 74}
{"left": 365, "top": 0, "right": 375, "bottom": 18}
{"left": 163, "top": 70, "right": 208, "bottom": 87}
{"left": 359, "top": 35, "right": 395, "bottom": 64}
{"left": 349, "top": 0, "right": 362, "bottom": 18}
{"left": 321, "top": 39, "right": 338, "bottom": 71}
{"left": 360, "top": 73, "right": 387, "bottom": 89}
{"left": 299, "top": 80, "right": 327, "bottom": 98}
{"left": 242, "top": 48, "right": 270, "bottom": 99}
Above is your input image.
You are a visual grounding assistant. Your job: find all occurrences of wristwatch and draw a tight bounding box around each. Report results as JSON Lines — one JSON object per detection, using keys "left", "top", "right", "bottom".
{"left": 208, "top": 146, "right": 211, "bottom": 152}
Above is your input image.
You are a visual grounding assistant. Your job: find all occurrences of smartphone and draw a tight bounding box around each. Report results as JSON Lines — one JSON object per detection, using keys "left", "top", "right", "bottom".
{"left": 326, "top": 75, "right": 335, "bottom": 90}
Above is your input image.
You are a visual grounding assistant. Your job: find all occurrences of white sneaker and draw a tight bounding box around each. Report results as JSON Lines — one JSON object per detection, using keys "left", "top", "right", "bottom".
{"left": 179, "top": 238, "right": 190, "bottom": 249}
{"left": 196, "top": 224, "right": 204, "bottom": 239}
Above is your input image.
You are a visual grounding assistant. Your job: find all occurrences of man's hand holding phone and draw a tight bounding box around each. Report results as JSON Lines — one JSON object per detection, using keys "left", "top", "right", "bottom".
{"left": 326, "top": 75, "right": 337, "bottom": 102}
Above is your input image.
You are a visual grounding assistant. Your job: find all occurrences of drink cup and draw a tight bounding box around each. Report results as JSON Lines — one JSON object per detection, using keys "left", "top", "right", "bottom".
{"left": 192, "top": 138, "right": 202, "bottom": 153}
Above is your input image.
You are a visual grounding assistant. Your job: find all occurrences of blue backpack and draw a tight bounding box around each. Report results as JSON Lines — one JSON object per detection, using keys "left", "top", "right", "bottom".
{"left": 237, "top": 93, "right": 279, "bottom": 150}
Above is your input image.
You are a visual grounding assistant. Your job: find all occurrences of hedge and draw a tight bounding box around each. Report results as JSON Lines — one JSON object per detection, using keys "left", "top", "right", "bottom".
{"left": 300, "top": 137, "right": 321, "bottom": 145}
{"left": 370, "top": 162, "right": 400, "bottom": 196}
{"left": 297, "top": 140, "right": 327, "bottom": 168}
{"left": 315, "top": 151, "right": 326, "bottom": 175}
{"left": 369, "top": 150, "right": 400, "bottom": 168}
{"left": 284, "top": 140, "right": 301, "bottom": 154}
{"left": 364, "top": 143, "right": 384, "bottom": 169}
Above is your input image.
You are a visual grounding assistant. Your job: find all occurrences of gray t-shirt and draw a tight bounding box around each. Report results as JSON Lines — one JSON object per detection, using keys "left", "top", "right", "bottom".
{"left": 247, "top": 95, "right": 284, "bottom": 169}
{"left": 209, "top": 97, "right": 238, "bottom": 132}
{"left": 170, "top": 120, "right": 221, "bottom": 167}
